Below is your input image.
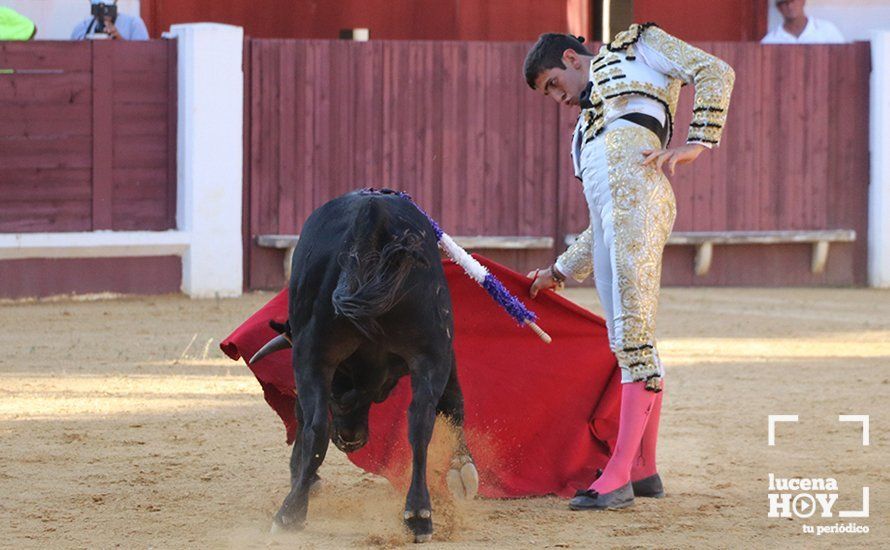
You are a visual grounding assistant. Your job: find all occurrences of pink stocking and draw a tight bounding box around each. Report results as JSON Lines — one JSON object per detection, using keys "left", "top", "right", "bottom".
{"left": 589, "top": 381, "right": 656, "bottom": 494}
{"left": 632, "top": 384, "right": 663, "bottom": 481}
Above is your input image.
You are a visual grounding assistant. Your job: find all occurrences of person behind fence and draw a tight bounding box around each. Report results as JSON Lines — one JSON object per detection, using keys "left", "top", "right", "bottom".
{"left": 71, "top": 0, "right": 148, "bottom": 41}
{"left": 761, "top": 0, "right": 845, "bottom": 44}
{"left": 0, "top": 7, "right": 36, "bottom": 40}
{"left": 524, "top": 24, "right": 734, "bottom": 510}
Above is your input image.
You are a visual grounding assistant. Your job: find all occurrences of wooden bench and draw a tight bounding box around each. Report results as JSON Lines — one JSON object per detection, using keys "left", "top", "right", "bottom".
{"left": 258, "top": 234, "right": 554, "bottom": 279}
{"left": 565, "top": 229, "right": 856, "bottom": 276}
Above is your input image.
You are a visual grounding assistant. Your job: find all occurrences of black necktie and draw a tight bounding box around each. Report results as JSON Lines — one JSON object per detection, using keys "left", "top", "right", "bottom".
{"left": 579, "top": 81, "right": 594, "bottom": 109}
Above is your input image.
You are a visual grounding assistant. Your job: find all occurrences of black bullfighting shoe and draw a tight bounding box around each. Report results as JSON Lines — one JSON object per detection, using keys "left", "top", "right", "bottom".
{"left": 569, "top": 482, "right": 634, "bottom": 511}
{"left": 632, "top": 473, "right": 665, "bottom": 498}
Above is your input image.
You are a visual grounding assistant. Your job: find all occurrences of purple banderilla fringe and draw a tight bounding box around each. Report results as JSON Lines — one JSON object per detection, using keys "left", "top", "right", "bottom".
{"left": 398, "top": 193, "right": 444, "bottom": 241}
{"left": 360, "top": 187, "right": 536, "bottom": 326}
{"left": 481, "top": 273, "right": 537, "bottom": 325}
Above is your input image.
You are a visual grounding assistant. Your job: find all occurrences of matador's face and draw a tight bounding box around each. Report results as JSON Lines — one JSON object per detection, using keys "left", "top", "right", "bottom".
{"left": 533, "top": 49, "right": 589, "bottom": 108}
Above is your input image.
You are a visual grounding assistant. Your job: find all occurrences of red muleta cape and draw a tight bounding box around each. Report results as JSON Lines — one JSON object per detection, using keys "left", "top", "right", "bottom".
{"left": 221, "top": 255, "right": 621, "bottom": 498}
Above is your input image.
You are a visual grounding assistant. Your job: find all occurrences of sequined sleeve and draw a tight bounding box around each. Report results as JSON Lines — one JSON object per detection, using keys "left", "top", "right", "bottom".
{"left": 555, "top": 226, "right": 593, "bottom": 283}
{"left": 636, "top": 25, "right": 735, "bottom": 148}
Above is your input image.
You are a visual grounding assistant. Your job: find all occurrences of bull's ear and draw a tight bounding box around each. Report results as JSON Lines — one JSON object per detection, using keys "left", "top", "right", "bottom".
{"left": 269, "top": 320, "right": 288, "bottom": 335}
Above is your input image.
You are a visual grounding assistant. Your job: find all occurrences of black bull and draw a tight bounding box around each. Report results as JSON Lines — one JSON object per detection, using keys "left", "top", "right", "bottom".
{"left": 250, "top": 190, "right": 478, "bottom": 542}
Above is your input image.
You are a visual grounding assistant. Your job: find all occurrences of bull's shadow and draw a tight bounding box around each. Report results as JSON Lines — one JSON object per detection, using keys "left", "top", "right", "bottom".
{"left": 250, "top": 190, "right": 478, "bottom": 543}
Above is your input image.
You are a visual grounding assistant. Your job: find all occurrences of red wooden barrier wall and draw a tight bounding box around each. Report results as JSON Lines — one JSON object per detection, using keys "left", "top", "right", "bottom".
{"left": 141, "top": 0, "right": 768, "bottom": 43}
{"left": 245, "top": 40, "right": 870, "bottom": 290}
{"left": 142, "top": 0, "right": 570, "bottom": 41}
{"left": 633, "top": 1, "right": 768, "bottom": 42}
{"left": 0, "top": 41, "right": 179, "bottom": 298}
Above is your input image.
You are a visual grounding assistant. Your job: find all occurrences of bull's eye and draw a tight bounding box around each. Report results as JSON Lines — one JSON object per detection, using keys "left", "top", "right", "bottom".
{"left": 330, "top": 397, "right": 353, "bottom": 414}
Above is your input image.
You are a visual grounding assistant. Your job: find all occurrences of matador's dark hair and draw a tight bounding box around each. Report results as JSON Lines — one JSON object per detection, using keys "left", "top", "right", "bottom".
{"left": 523, "top": 33, "right": 591, "bottom": 89}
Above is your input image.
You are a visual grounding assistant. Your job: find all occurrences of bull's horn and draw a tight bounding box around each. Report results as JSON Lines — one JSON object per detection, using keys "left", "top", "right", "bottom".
{"left": 248, "top": 334, "right": 292, "bottom": 365}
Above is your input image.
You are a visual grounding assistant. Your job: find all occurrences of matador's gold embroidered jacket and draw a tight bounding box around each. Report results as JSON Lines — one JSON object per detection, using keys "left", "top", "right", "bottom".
{"left": 557, "top": 22, "right": 735, "bottom": 282}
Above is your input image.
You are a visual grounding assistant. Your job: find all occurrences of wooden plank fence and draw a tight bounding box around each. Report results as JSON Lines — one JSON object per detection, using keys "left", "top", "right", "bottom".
{"left": 0, "top": 40, "right": 177, "bottom": 234}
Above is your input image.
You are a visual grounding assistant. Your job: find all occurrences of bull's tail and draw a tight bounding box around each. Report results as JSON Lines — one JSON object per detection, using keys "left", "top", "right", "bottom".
{"left": 331, "top": 200, "right": 429, "bottom": 339}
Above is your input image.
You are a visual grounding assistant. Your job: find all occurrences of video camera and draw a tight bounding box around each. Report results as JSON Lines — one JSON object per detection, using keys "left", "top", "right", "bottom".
{"left": 89, "top": 0, "right": 118, "bottom": 35}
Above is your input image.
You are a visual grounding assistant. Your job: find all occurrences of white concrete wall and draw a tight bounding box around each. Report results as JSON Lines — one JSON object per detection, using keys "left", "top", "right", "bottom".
{"left": 869, "top": 31, "right": 890, "bottom": 287}
{"left": 170, "top": 23, "right": 244, "bottom": 298}
{"left": 767, "top": 0, "right": 890, "bottom": 41}
{"left": 5, "top": 0, "right": 141, "bottom": 40}
{"left": 0, "top": 231, "right": 189, "bottom": 259}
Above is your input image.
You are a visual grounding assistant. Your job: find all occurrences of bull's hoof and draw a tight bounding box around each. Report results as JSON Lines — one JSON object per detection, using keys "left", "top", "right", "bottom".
{"left": 403, "top": 509, "right": 432, "bottom": 543}
{"left": 270, "top": 513, "right": 304, "bottom": 534}
{"left": 446, "top": 460, "right": 479, "bottom": 500}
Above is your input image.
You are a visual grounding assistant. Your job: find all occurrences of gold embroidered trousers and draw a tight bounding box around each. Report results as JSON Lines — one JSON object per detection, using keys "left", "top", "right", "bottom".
{"left": 579, "top": 120, "right": 676, "bottom": 387}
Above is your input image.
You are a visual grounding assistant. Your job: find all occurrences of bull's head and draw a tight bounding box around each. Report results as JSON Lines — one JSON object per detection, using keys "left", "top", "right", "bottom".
{"left": 328, "top": 388, "right": 371, "bottom": 453}
{"left": 250, "top": 328, "right": 376, "bottom": 454}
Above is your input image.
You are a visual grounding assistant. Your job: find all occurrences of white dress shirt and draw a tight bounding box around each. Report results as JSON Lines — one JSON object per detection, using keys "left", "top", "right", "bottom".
{"left": 761, "top": 17, "right": 845, "bottom": 44}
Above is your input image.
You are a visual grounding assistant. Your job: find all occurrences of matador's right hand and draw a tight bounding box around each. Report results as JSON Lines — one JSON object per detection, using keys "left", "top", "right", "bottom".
{"left": 641, "top": 143, "right": 707, "bottom": 175}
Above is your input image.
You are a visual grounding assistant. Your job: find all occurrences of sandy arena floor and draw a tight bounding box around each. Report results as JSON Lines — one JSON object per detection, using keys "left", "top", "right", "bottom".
{"left": 1, "top": 287, "right": 887, "bottom": 549}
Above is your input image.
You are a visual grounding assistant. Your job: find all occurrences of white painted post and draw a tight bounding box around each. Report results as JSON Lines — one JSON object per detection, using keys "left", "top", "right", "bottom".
{"left": 169, "top": 23, "right": 244, "bottom": 298}
{"left": 870, "top": 31, "right": 890, "bottom": 288}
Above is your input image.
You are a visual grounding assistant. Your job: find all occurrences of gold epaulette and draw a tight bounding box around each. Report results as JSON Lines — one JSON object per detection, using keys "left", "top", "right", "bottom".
{"left": 607, "top": 22, "right": 659, "bottom": 54}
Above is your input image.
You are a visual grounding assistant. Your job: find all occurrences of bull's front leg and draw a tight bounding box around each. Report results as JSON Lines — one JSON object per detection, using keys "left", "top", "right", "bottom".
{"left": 403, "top": 354, "right": 448, "bottom": 543}
{"left": 287, "top": 394, "right": 323, "bottom": 493}
{"left": 290, "top": 396, "right": 321, "bottom": 495}
{"left": 272, "top": 360, "right": 331, "bottom": 532}
{"left": 288, "top": 393, "right": 304, "bottom": 487}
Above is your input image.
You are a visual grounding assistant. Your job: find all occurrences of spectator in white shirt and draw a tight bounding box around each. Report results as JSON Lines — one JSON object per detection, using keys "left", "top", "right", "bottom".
{"left": 762, "top": 0, "right": 845, "bottom": 44}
